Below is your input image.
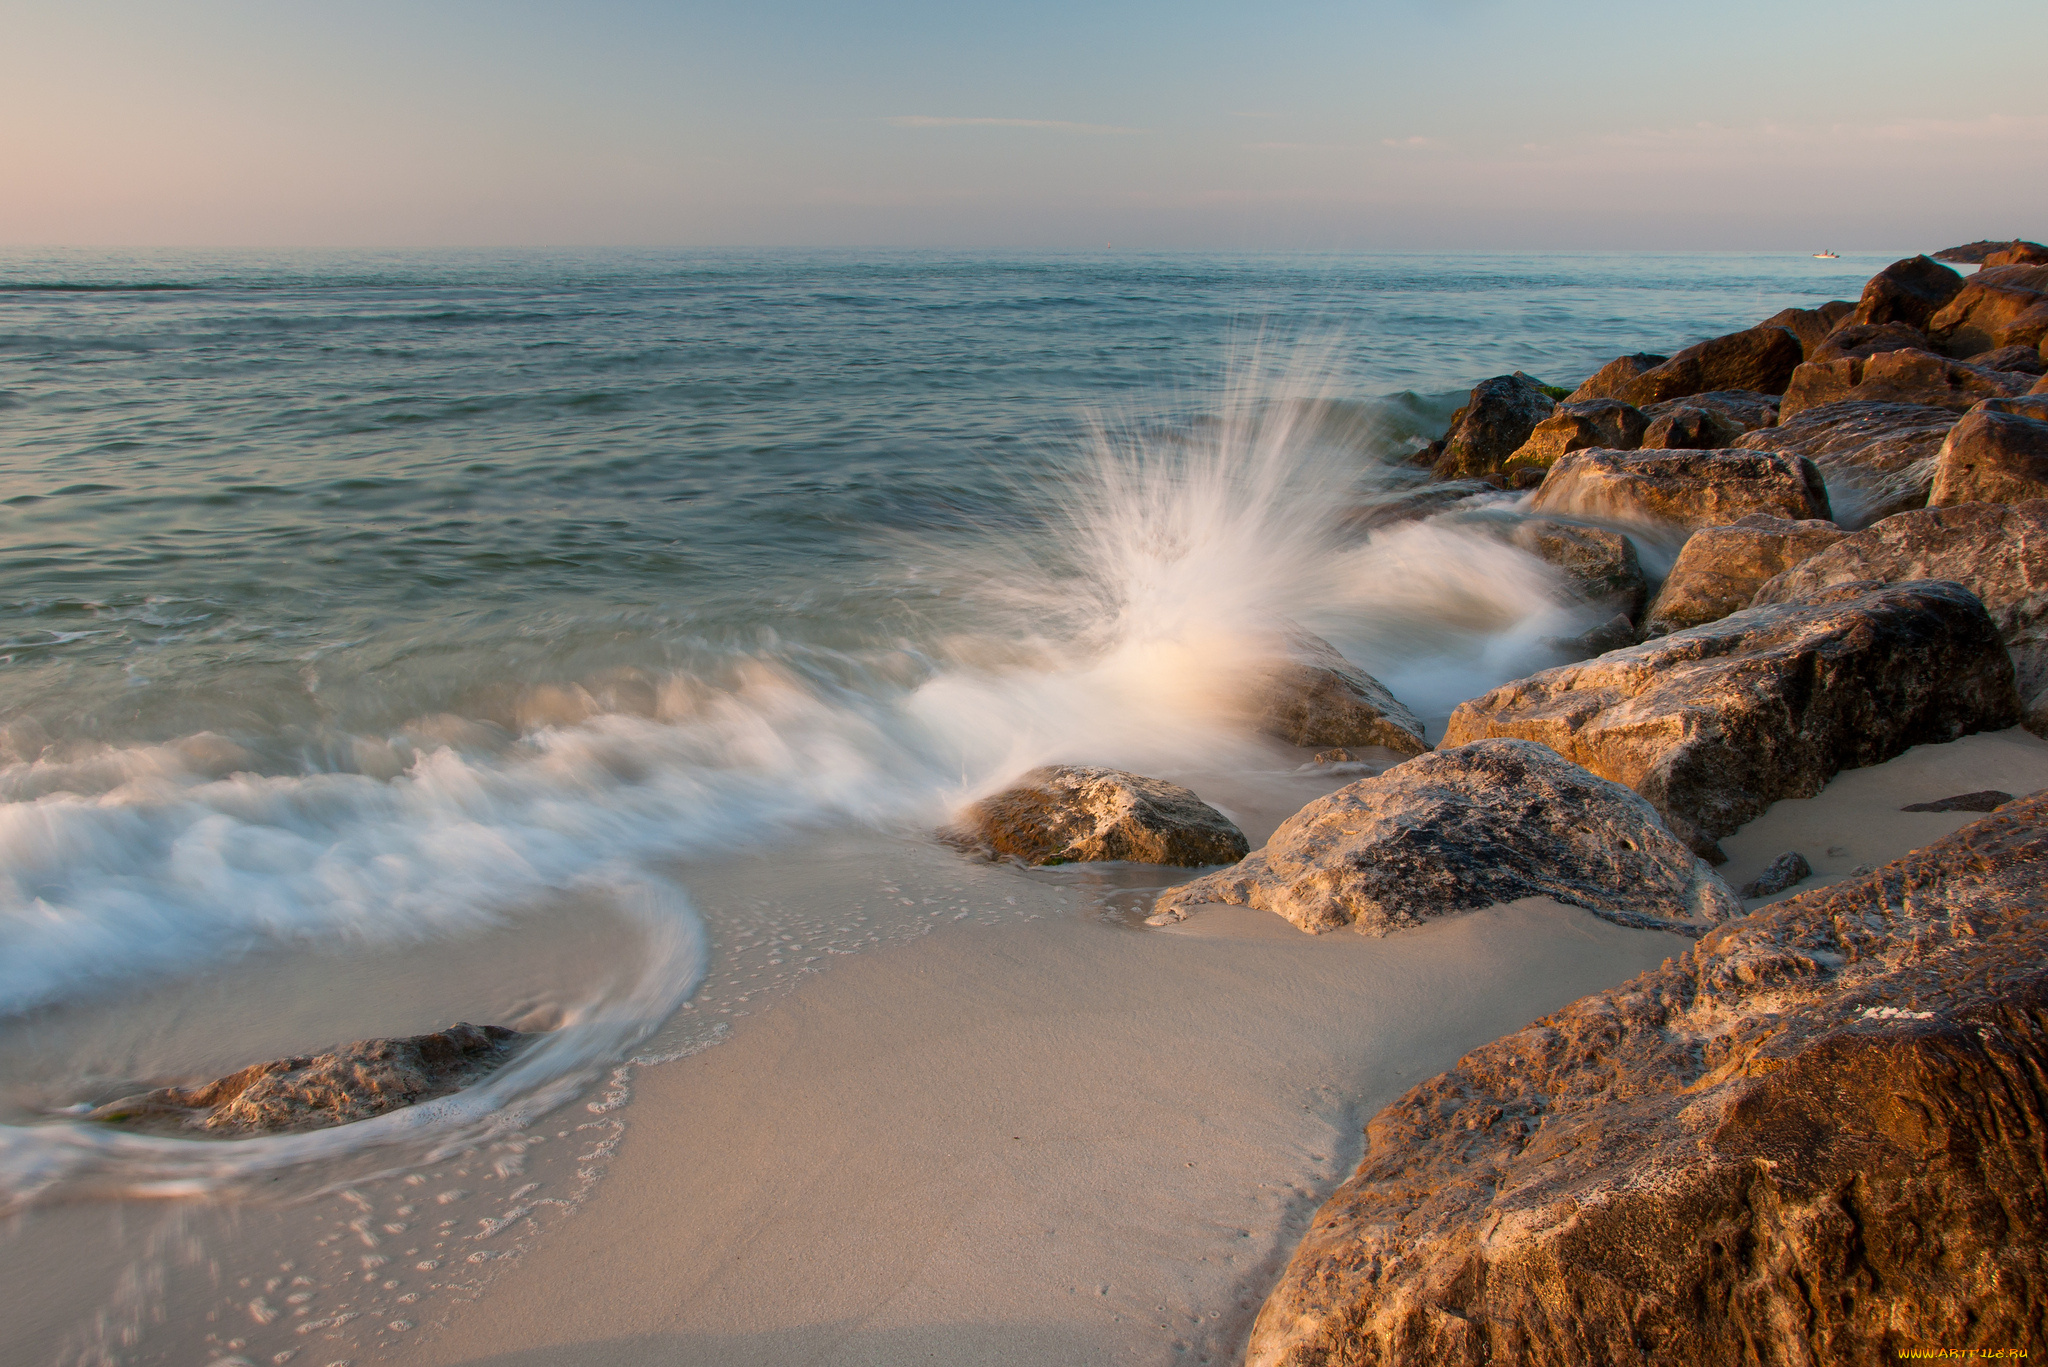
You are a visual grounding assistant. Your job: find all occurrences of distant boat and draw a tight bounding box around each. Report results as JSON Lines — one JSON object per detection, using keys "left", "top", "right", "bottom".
{"left": 1813, "top": 250, "right": 1840, "bottom": 259}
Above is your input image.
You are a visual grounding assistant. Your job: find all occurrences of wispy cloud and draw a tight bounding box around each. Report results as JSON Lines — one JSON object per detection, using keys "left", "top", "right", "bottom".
{"left": 886, "top": 116, "right": 1146, "bottom": 135}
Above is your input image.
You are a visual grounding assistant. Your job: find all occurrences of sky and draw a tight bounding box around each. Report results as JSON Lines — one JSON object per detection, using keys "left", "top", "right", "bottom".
{"left": 2, "top": 0, "right": 2044, "bottom": 250}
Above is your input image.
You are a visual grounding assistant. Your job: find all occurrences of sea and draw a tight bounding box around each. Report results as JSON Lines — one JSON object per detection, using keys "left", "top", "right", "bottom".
{"left": 0, "top": 247, "right": 1890, "bottom": 1360}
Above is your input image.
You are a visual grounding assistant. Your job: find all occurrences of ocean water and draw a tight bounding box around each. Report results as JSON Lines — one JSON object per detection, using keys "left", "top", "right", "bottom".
{"left": 0, "top": 248, "right": 1887, "bottom": 1211}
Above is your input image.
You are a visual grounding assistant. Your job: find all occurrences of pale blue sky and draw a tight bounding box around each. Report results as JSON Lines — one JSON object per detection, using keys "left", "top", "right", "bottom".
{"left": 3, "top": 0, "right": 2043, "bottom": 248}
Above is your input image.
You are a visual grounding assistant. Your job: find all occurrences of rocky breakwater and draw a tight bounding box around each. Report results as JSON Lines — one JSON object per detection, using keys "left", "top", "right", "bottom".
{"left": 1148, "top": 740, "right": 1737, "bottom": 936}
{"left": 1441, "top": 580, "right": 2019, "bottom": 857}
{"left": 88, "top": 1023, "right": 524, "bottom": 1137}
{"left": 944, "top": 765, "right": 1249, "bottom": 867}
{"left": 1732, "top": 400, "right": 1959, "bottom": 525}
{"left": 1245, "top": 792, "right": 2048, "bottom": 1367}
{"left": 1641, "top": 514, "right": 1845, "bottom": 635}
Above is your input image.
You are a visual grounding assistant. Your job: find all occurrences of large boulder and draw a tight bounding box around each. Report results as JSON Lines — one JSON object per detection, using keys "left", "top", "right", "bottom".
{"left": 1731, "top": 399, "right": 1957, "bottom": 525}
{"left": 1849, "top": 254, "right": 1965, "bottom": 330}
{"left": 1147, "top": 739, "right": 1737, "bottom": 935}
{"left": 1780, "top": 348, "right": 2033, "bottom": 419}
{"left": 1247, "top": 633, "right": 1431, "bottom": 753}
{"left": 1643, "top": 514, "right": 1846, "bottom": 635}
{"left": 1639, "top": 388, "right": 1779, "bottom": 433}
{"left": 943, "top": 765, "right": 1249, "bottom": 867}
{"left": 1500, "top": 398, "right": 1646, "bottom": 483}
{"left": 1244, "top": 795, "right": 2048, "bottom": 1367}
{"left": 1564, "top": 353, "right": 1667, "bottom": 403}
{"left": 1927, "top": 407, "right": 2048, "bottom": 506}
{"left": 1528, "top": 448, "right": 1830, "bottom": 532}
{"left": 1510, "top": 519, "right": 1648, "bottom": 621}
{"left": 1637, "top": 404, "right": 1738, "bottom": 450}
{"left": 1987, "top": 242, "right": 2048, "bottom": 267}
{"left": 1966, "top": 343, "right": 2045, "bottom": 376}
{"left": 87, "top": 1024, "right": 523, "bottom": 1136}
{"left": 1933, "top": 237, "right": 2048, "bottom": 265}
{"left": 1808, "top": 320, "right": 1928, "bottom": 363}
{"left": 1928, "top": 278, "right": 2048, "bottom": 358}
{"left": 1431, "top": 373, "right": 1558, "bottom": 483}
{"left": 1760, "top": 301, "right": 1855, "bottom": 355}
{"left": 1615, "top": 326, "right": 1804, "bottom": 406}
{"left": 1441, "top": 580, "right": 2019, "bottom": 855}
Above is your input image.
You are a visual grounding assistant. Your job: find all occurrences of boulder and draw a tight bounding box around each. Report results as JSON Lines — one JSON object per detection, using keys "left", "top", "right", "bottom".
{"left": 1147, "top": 739, "right": 1737, "bottom": 935}
{"left": 1780, "top": 348, "right": 2033, "bottom": 419}
{"left": 1975, "top": 262, "right": 2048, "bottom": 293}
{"left": 1509, "top": 519, "right": 1648, "bottom": 621}
{"left": 1808, "top": 320, "right": 1928, "bottom": 363}
{"left": 1932, "top": 237, "right": 2048, "bottom": 264}
{"left": 1615, "top": 326, "right": 1804, "bottom": 406}
{"left": 1244, "top": 796, "right": 2048, "bottom": 1367}
{"left": 1528, "top": 448, "right": 1830, "bottom": 532}
{"left": 87, "top": 1024, "right": 523, "bottom": 1136}
{"left": 1982, "top": 393, "right": 2048, "bottom": 421}
{"left": 1731, "top": 400, "right": 1957, "bottom": 525}
{"left": 1965, "top": 343, "right": 2045, "bottom": 376}
{"left": 1247, "top": 633, "right": 1432, "bottom": 753}
{"left": 1431, "top": 373, "right": 1558, "bottom": 483}
{"left": 1986, "top": 242, "right": 2048, "bottom": 267}
{"left": 1643, "top": 514, "right": 1846, "bottom": 635}
{"left": 943, "top": 765, "right": 1249, "bottom": 867}
{"left": 1849, "top": 254, "right": 1965, "bottom": 330}
{"left": 1926, "top": 407, "right": 2048, "bottom": 506}
{"left": 1640, "top": 388, "right": 1779, "bottom": 433}
{"left": 1500, "top": 398, "right": 1645, "bottom": 482}
{"left": 1759, "top": 301, "right": 1855, "bottom": 355}
{"left": 1902, "top": 790, "right": 2013, "bottom": 813}
{"left": 1928, "top": 278, "right": 2048, "bottom": 358}
{"left": 2005, "top": 298, "right": 2048, "bottom": 353}
{"left": 1637, "top": 404, "right": 1738, "bottom": 450}
{"left": 1564, "top": 353, "right": 1667, "bottom": 403}
{"left": 1342, "top": 479, "right": 1497, "bottom": 532}
{"left": 1441, "top": 580, "right": 2019, "bottom": 855}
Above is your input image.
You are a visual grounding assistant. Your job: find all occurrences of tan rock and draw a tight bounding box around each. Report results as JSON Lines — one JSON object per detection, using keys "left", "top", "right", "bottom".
{"left": 1643, "top": 514, "right": 1846, "bottom": 635}
{"left": 1441, "top": 580, "right": 2019, "bottom": 855}
{"left": 1977, "top": 263, "right": 2048, "bottom": 291}
{"left": 1849, "top": 254, "right": 1965, "bottom": 329}
{"left": 1928, "top": 279, "right": 2048, "bottom": 358}
{"left": 1614, "top": 326, "right": 1804, "bottom": 406}
{"left": 1247, "top": 633, "right": 1431, "bottom": 753}
{"left": 1808, "top": 320, "right": 1928, "bottom": 363}
{"left": 943, "top": 765, "right": 1248, "bottom": 867}
{"left": 1509, "top": 519, "right": 1648, "bottom": 620}
{"left": 1148, "top": 739, "right": 1736, "bottom": 935}
{"left": 1639, "top": 388, "right": 1779, "bottom": 432}
{"left": 1528, "top": 447, "right": 1830, "bottom": 532}
{"left": 1780, "top": 348, "right": 2032, "bottom": 419}
{"left": 1500, "top": 398, "right": 1645, "bottom": 480}
{"left": 1430, "top": 373, "right": 1558, "bottom": 483}
{"left": 1759, "top": 301, "right": 1854, "bottom": 354}
{"left": 1563, "top": 352, "right": 1667, "bottom": 403}
{"left": 1986, "top": 242, "right": 2048, "bottom": 266}
{"left": 1927, "top": 407, "right": 2048, "bottom": 506}
{"left": 1731, "top": 399, "right": 1957, "bottom": 525}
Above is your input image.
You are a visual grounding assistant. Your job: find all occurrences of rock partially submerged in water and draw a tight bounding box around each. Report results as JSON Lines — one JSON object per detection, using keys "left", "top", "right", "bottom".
{"left": 1731, "top": 399, "right": 1957, "bottom": 524}
{"left": 1509, "top": 519, "right": 1647, "bottom": 621}
{"left": 1430, "top": 373, "right": 1558, "bottom": 483}
{"left": 88, "top": 1023, "right": 523, "bottom": 1137}
{"left": 1247, "top": 795, "right": 2048, "bottom": 1367}
{"left": 1342, "top": 479, "right": 1496, "bottom": 532}
{"left": 1148, "top": 739, "right": 1737, "bottom": 936}
{"left": 945, "top": 765, "right": 1248, "bottom": 867}
{"left": 1443, "top": 581, "right": 2019, "bottom": 856}
{"left": 1642, "top": 513, "right": 1845, "bottom": 635}
{"left": 1247, "top": 633, "right": 1431, "bottom": 754}
{"left": 1528, "top": 447, "right": 1830, "bottom": 531}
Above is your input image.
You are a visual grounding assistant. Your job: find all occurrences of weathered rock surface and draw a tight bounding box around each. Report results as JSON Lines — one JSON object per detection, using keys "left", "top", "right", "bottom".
{"left": 1245, "top": 795, "right": 2048, "bottom": 1367}
{"left": 1738, "top": 849, "right": 1811, "bottom": 898}
{"left": 1640, "top": 388, "right": 1779, "bottom": 433}
{"left": 1982, "top": 393, "right": 2048, "bottom": 422}
{"left": 1637, "top": 404, "right": 1739, "bottom": 450}
{"left": 1927, "top": 408, "right": 2048, "bottom": 506}
{"left": 1929, "top": 278, "right": 2048, "bottom": 358}
{"left": 1780, "top": 347, "right": 2034, "bottom": 419}
{"left": 1615, "top": 326, "right": 1804, "bottom": 406}
{"left": 1528, "top": 447, "right": 1830, "bottom": 531}
{"left": 944, "top": 765, "right": 1249, "bottom": 867}
{"left": 1760, "top": 301, "right": 1854, "bottom": 355}
{"left": 1343, "top": 479, "right": 1497, "bottom": 532}
{"left": 87, "top": 1024, "right": 523, "bottom": 1136}
{"left": 1849, "top": 254, "right": 1965, "bottom": 329}
{"left": 1500, "top": 399, "right": 1645, "bottom": 481}
{"left": 1147, "top": 739, "right": 1737, "bottom": 935}
{"left": 1564, "top": 353, "right": 1667, "bottom": 403}
{"left": 1247, "top": 634, "right": 1432, "bottom": 753}
{"left": 1643, "top": 514, "right": 1845, "bottom": 635}
{"left": 1510, "top": 519, "right": 1648, "bottom": 620}
{"left": 1933, "top": 237, "right": 2048, "bottom": 265}
{"left": 1731, "top": 399, "right": 1956, "bottom": 524}
{"left": 1808, "top": 320, "right": 1928, "bottom": 363}
{"left": 1431, "top": 373, "right": 1558, "bottom": 483}
{"left": 1977, "top": 263, "right": 2048, "bottom": 293}
{"left": 1442, "top": 581, "right": 2019, "bottom": 855}
{"left": 1966, "top": 343, "right": 2045, "bottom": 376}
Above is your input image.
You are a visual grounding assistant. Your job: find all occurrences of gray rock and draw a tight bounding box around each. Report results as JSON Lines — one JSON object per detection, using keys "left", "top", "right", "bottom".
{"left": 1731, "top": 399, "right": 1957, "bottom": 526}
{"left": 1245, "top": 795, "right": 2048, "bottom": 1367}
{"left": 943, "top": 765, "right": 1248, "bottom": 867}
{"left": 1564, "top": 352, "right": 1667, "bottom": 403}
{"left": 1738, "top": 849, "right": 1811, "bottom": 897}
{"left": 87, "top": 1023, "right": 523, "bottom": 1137}
{"left": 1902, "top": 790, "right": 2013, "bottom": 813}
{"left": 1442, "top": 581, "right": 2020, "bottom": 856}
{"left": 1643, "top": 514, "right": 1845, "bottom": 635}
{"left": 1849, "top": 254, "right": 1965, "bottom": 329}
{"left": 1248, "top": 633, "right": 1431, "bottom": 753}
{"left": 1341, "top": 479, "right": 1498, "bottom": 532}
{"left": 1528, "top": 447, "right": 1830, "bottom": 532}
{"left": 1431, "top": 373, "right": 1559, "bottom": 483}
{"left": 1509, "top": 519, "right": 1648, "bottom": 620}
{"left": 1543, "top": 611, "right": 1638, "bottom": 662}
{"left": 1147, "top": 739, "right": 1737, "bottom": 935}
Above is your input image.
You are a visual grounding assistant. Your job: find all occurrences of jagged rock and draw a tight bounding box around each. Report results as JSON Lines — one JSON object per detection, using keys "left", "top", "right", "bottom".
{"left": 943, "top": 765, "right": 1248, "bottom": 867}
{"left": 1929, "top": 278, "right": 2048, "bottom": 358}
{"left": 1976, "top": 263, "right": 2048, "bottom": 293}
{"left": 1902, "top": 790, "right": 2013, "bottom": 813}
{"left": 1966, "top": 344, "right": 2045, "bottom": 376}
{"left": 1637, "top": 404, "right": 1740, "bottom": 450}
{"left": 1738, "top": 849, "right": 1811, "bottom": 897}
{"left": 1244, "top": 796, "right": 2048, "bottom": 1367}
{"left": 1986, "top": 242, "right": 2048, "bottom": 267}
{"left": 1510, "top": 519, "right": 1647, "bottom": 620}
{"left": 1615, "top": 326, "right": 1804, "bottom": 406}
{"left": 1500, "top": 399, "right": 1645, "bottom": 480}
{"left": 1564, "top": 353, "right": 1667, "bottom": 403}
{"left": 1780, "top": 348, "right": 2033, "bottom": 419}
{"left": 1246, "top": 633, "right": 1432, "bottom": 753}
{"left": 1147, "top": 739, "right": 1737, "bottom": 935}
{"left": 1731, "top": 400, "right": 1956, "bottom": 525}
{"left": 1760, "top": 302, "right": 1855, "bottom": 355}
{"left": 1441, "top": 581, "right": 2019, "bottom": 855}
{"left": 1342, "top": 479, "right": 1497, "bottom": 531}
{"left": 1849, "top": 254, "right": 1965, "bottom": 329}
{"left": 1641, "top": 388, "right": 1779, "bottom": 433}
{"left": 1808, "top": 320, "right": 1928, "bottom": 363}
{"left": 1927, "top": 407, "right": 2048, "bottom": 506}
{"left": 1933, "top": 237, "right": 2048, "bottom": 264}
{"left": 1643, "top": 514, "right": 1845, "bottom": 635}
{"left": 1431, "top": 374, "right": 1558, "bottom": 483}
{"left": 1528, "top": 448, "right": 1830, "bottom": 532}
{"left": 87, "top": 1024, "right": 523, "bottom": 1136}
